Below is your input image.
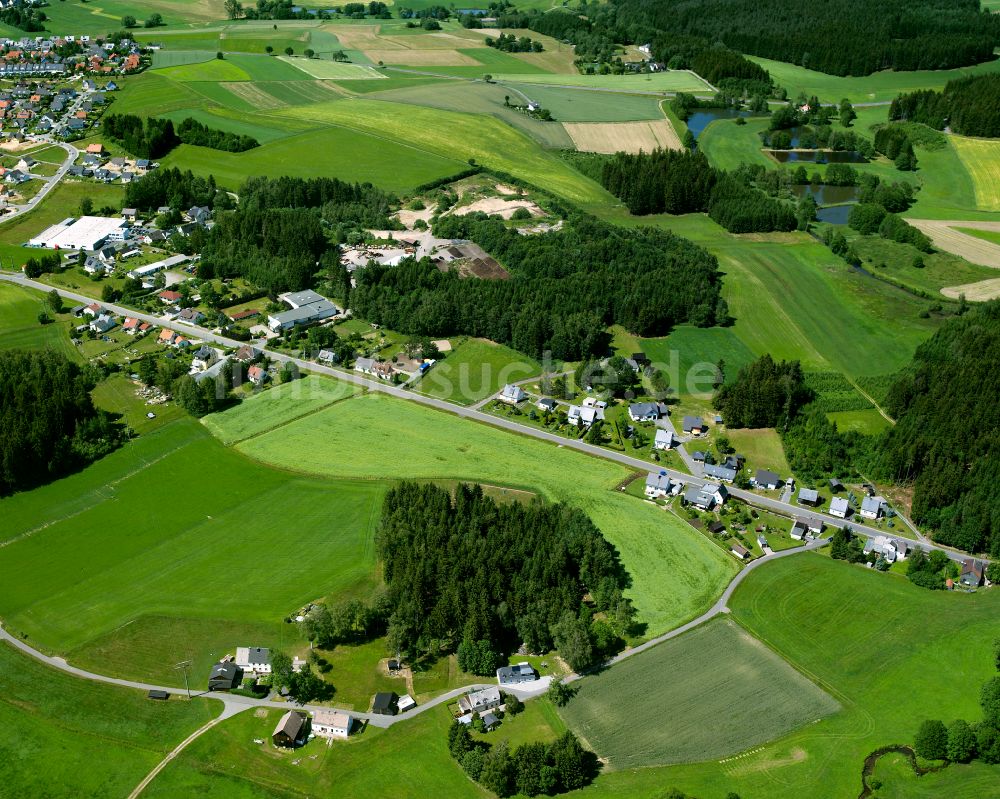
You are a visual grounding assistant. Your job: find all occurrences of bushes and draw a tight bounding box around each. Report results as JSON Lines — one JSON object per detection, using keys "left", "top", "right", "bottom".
{"left": 915, "top": 719, "right": 949, "bottom": 760}
{"left": 878, "top": 214, "right": 932, "bottom": 252}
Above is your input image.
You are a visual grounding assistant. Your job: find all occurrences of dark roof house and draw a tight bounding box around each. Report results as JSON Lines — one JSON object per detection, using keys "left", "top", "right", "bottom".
{"left": 272, "top": 710, "right": 308, "bottom": 748}
{"left": 208, "top": 661, "right": 243, "bottom": 692}
{"left": 372, "top": 691, "right": 398, "bottom": 715}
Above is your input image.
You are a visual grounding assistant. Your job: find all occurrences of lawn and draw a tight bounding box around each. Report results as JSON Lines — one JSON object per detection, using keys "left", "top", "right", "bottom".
{"left": 0, "top": 642, "right": 216, "bottom": 799}
{"left": 281, "top": 99, "right": 611, "bottom": 206}
{"left": 577, "top": 555, "right": 1000, "bottom": 798}
{"left": 827, "top": 408, "right": 892, "bottom": 434}
{"left": 559, "top": 618, "right": 840, "bottom": 768}
{"left": 639, "top": 325, "right": 756, "bottom": 396}
{"left": 90, "top": 373, "right": 186, "bottom": 434}
{"left": 699, "top": 116, "right": 777, "bottom": 171}
{"left": 0, "top": 283, "right": 80, "bottom": 361}
{"left": 202, "top": 375, "right": 361, "bottom": 444}
{"left": 159, "top": 126, "right": 467, "bottom": 194}
{"left": 724, "top": 428, "right": 791, "bottom": 476}
{"left": 232, "top": 391, "right": 739, "bottom": 637}
{"left": 748, "top": 55, "right": 1000, "bottom": 104}
{"left": 413, "top": 337, "right": 542, "bottom": 405}
{"left": 0, "top": 419, "right": 387, "bottom": 683}
{"left": 951, "top": 135, "right": 1000, "bottom": 212}
{"left": 493, "top": 71, "right": 714, "bottom": 92}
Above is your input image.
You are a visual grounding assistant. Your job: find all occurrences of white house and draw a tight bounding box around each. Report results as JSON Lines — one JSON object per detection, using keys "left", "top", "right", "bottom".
{"left": 753, "top": 469, "right": 781, "bottom": 490}
{"left": 235, "top": 646, "right": 272, "bottom": 674}
{"left": 499, "top": 384, "right": 526, "bottom": 404}
{"left": 191, "top": 346, "right": 220, "bottom": 372}
{"left": 829, "top": 497, "right": 850, "bottom": 518}
{"left": 864, "top": 535, "right": 907, "bottom": 563}
{"left": 644, "top": 472, "right": 673, "bottom": 498}
{"left": 397, "top": 694, "right": 416, "bottom": 713}
{"left": 654, "top": 428, "right": 673, "bottom": 450}
{"left": 860, "top": 495, "right": 886, "bottom": 520}
{"left": 354, "top": 357, "right": 375, "bottom": 374}
{"left": 312, "top": 708, "right": 352, "bottom": 739}
{"left": 457, "top": 686, "right": 502, "bottom": 715}
{"left": 628, "top": 402, "right": 660, "bottom": 422}
{"left": 683, "top": 482, "right": 728, "bottom": 510}
{"left": 536, "top": 397, "right": 557, "bottom": 413}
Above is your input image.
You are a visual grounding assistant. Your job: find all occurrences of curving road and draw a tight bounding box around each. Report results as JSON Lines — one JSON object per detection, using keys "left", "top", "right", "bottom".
{"left": 0, "top": 141, "right": 79, "bottom": 223}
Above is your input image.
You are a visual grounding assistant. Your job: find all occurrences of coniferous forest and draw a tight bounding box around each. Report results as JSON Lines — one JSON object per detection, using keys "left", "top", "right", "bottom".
{"left": 889, "top": 74, "right": 1000, "bottom": 137}
{"left": 0, "top": 351, "right": 124, "bottom": 495}
{"left": 377, "top": 483, "right": 634, "bottom": 673}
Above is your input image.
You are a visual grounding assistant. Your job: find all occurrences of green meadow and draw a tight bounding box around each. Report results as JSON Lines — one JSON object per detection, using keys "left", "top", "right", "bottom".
{"left": 0, "top": 642, "right": 216, "bottom": 799}
{"left": 0, "top": 283, "right": 80, "bottom": 361}
{"left": 231, "top": 389, "right": 739, "bottom": 637}
{"left": 413, "top": 338, "right": 542, "bottom": 405}
{"left": 640, "top": 325, "right": 755, "bottom": 396}
{"left": 573, "top": 554, "right": 1000, "bottom": 798}
{"left": 492, "top": 71, "right": 714, "bottom": 92}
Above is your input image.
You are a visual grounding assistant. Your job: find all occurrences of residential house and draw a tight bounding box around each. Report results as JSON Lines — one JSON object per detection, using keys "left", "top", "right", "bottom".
{"left": 372, "top": 692, "right": 398, "bottom": 715}
{"left": 753, "top": 469, "right": 781, "bottom": 490}
{"left": 158, "top": 289, "right": 181, "bottom": 304}
{"left": 536, "top": 397, "right": 557, "bottom": 413}
{"left": 731, "top": 543, "right": 751, "bottom": 560}
{"left": 234, "top": 345, "right": 259, "bottom": 363}
{"left": 681, "top": 415, "right": 704, "bottom": 434}
{"left": 497, "top": 662, "right": 538, "bottom": 685}
{"left": 458, "top": 686, "right": 502, "bottom": 715}
{"left": 792, "top": 516, "right": 823, "bottom": 538}
{"left": 798, "top": 488, "right": 820, "bottom": 506}
{"left": 82, "top": 255, "right": 108, "bottom": 275}
{"left": 122, "top": 317, "right": 140, "bottom": 334}
{"left": 707, "top": 520, "right": 725, "bottom": 535}
{"left": 85, "top": 142, "right": 103, "bottom": 154}
{"left": 628, "top": 402, "right": 660, "bottom": 422}
{"left": 121, "top": 207, "right": 137, "bottom": 222}
{"left": 863, "top": 535, "right": 908, "bottom": 564}
{"left": 191, "top": 346, "right": 218, "bottom": 372}
{"left": 829, "top": 497, "right": 850, "bottom": 519}
{"left": 644, "top": 472, "right": 673, "bottom": 499}
{"left": 654, "top": 428, "right": 673, "bottom": 450}
{"left": 82, "top": 302, "right": 102, "bottom": 317}
{"left": 247, "top": 365, "right": 268, "bottom": 386}
{"left": 235, "top": 647, "right": 272, "bottom": 674}
{"left": 481, "top": 711, "right": 500, "bottom": 731}
{"left": 272, "top": 710, "right": 308, "bottom": 748}
{"left": 207, "top": 661, "right": 242, "bottom": 692}
{"left": 177, "top": 307, "right": 205, "bottom": 325}
{"left": 397, "top": 694, "right": 416, "bottom": 713}
{"left": 860, "top": 496, "right": 886, "bottom": 520}
{"left": 158, "top": 329, "right": 177, "bottom": 346}
{"left": 499, "top": 383, "right": 526, "bottom": 404}
{"left": 757, "top": 533, "right": 769, "bottom": 550}
{"left": 691, "top": 450, "right": 707, "bottom": 463}
{"left": 371, "top": 361, "right": 396, "bottom": 381}
{"left": 703, "top": 463, "right": 737, "bottom": 483}
{"left": 187, "top": 205, "right": 211, "bottom": 225}
{"left": 354, "top": 357, "right": 375, "bottom": 375}
{"left": 828, "top": 479, "right": 845, "bottom": 493}
{"left": 683, "top": 482, "right": 728, "bottom": 511}
{"left": 89, "top": 314, "right": 116, "bottom": 333}
{"left": 960, "top": 559, "right": 985, "bottom": 588}
{"left": 312, "top": 709, "right": 352, "bottom": 739}
{"left": 317, "top": 349, "right": 338, "bottom": 364}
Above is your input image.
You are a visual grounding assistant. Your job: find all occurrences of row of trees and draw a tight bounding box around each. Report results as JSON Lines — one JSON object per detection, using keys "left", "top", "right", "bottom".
{"left": 376, "top": 483, "right": 634, "bottom": 672}
{"left": 176, "top": 117, "right": 260, "bottom": 152}
{"left": 102, "top": 115, "right": 179, "bottom": 160}
{"left": 848, "top": 204, "right": 932, "bottom": 252}
{"left": 600, "top": 149, "right": 796, "bottom": 233}
{"left": 0, "top": 350, "right": 125, "bottom": 495}
{"left": 351, "top": 211, "right": 727, "bottom": 360}
{"left": 448, "top": 723, "right": 598, "bottom": 797}
{"left": 123, "top": 167, "right": 229, "bottom": 212}
{"left": 889, "top": 74, "right": 1000, "bottom": 138}
{"left": 486, "top": 33, "right": 543, "bottom": 53}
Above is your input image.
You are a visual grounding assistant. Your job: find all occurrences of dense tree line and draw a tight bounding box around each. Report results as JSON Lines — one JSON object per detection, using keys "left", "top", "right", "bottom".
{"left": 600, "top": 149, "right": 795, "bottom": 233}
{"left": 0, "top": 6, "right": 46, "bottom": 32}
{"left": 176, "top": 117, "right": 259, "bottom": 152}
{"left": 486, "top": 32, "right": 543, "bottom": 53}
{"left": 123, "top": 167, "right": 227, "bottom": 212}
{"left": 449, "top": 723, "right": 598, "bottom": 797}
{"left": 890, "top": 74, "right": 1000, "bottom": 137}
{"left": 351, "top": 211, "right": 726, "bottom": 360}
{"left": 713, "top": 354, "right": 810, "bottom": 429}
{"left": 0, "top": 351, "right": 124, "bottom": 495}
{"left": 872, "top": 301, "right": 1000, "bottom": 555}
{"left": 599, "top": 0, "right": 1000, "bottom": 76}
{"left": 782, "top": 411, "right": 861, "bottom": 481}
{"left": 915, "top": 642, "right": 1000, "bottom": 764}
{"left": 102, "top": 114, "right": 179, "bottom": 159}
{"left": 848, "top": 204, "right": 932, "bottom": 252}
{"left": 376, "top": 483, "right": 634, "bottom": 672}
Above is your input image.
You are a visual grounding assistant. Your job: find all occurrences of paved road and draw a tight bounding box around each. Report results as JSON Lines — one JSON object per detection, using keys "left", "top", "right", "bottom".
{"left": 0, "top": 141, "right": 78, "bottom": 224}
{"left": 0, "top": 272, "right": 985, "bottom": 566}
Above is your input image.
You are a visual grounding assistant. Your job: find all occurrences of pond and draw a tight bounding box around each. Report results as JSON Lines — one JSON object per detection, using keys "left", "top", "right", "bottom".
{"left": 686, "top": 108, "right": 764, "bottom": 139}
{"left": 816, "top": 205, "right": 853, "bottom": 225}
{"left": 768, "top": 150, "right": 868, "bottom": 163}
{"left": 790, "top": 184, "right": 860, "bottom": 205}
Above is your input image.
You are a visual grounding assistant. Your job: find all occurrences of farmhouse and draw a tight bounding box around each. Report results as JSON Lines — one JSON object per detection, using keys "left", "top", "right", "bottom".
{"left": 644, "top": 472, "right": 673, "bottom": 498}
{"left": 28, "top": 215, "right": 129, "bottom": 250}
{"left": 499, "top": 383, "right": 526, "bottom": 404}
{"left": 458, "top": 686, "right": 502, "bottom": 714}
{"left": 207, "top": 661, "right": 242, "bottom": 692}
{"left": 235, "top": 646, "right": 272, "bottom": 674}
{"left": 372, "top": 692, "right": 398, "bottom": 715}
{"left": 628, "top": 402, "right": 660, "bottom": 422}
{"left": 829, "top": 497, "right": 850, "bottom": 518}
{"left": 798, "top": 488, "right": 820, "bottom": 506}
{"left": 860, "top": 496, "right": 887, "bottom": 520}
{"left": 497, "top": 662, "right": 538, "bottom": 685}
{"left": 753, "top": 469, "right": 781, "bottom": 490}
{"left": 682, "top": 415, "right": 704, "bottom": 434}
{"left": 268, "top": 289, "right": 339, "bottom": 331}
{"left": 960, "top": 559, "right": 985, "bottom": 588}
{"left": 312, "top": 708, "right": 352, "bottom": 739}
{"left": 654, "top": 428, "right": 673, "bottom": 450}
{"left": 272, "top": 710, "right": 308, "bottom": 748}
{"left": 684, "top": 482, "right": 728, "bottom": 510}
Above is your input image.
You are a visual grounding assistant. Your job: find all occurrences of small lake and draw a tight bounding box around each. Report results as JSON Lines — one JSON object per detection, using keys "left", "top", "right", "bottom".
{"left": 686, "top": 108, "right": 764, "bottom": 139}
{"left": 816, "top": 205, "right": 853, "bottom": 225}
{"left": 790, "top": 184, "right": 860, "bottom": 205}
{"left": 768, "top": 150, "right": 868, "bottom": 163}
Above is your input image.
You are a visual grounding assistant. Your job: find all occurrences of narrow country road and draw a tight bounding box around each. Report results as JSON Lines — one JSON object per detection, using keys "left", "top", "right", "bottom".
{"left": 0, "top": 272, "right": 985, "bottom": 566}
{"left": 0, "top": 141, "right": 78, "bottom": 224}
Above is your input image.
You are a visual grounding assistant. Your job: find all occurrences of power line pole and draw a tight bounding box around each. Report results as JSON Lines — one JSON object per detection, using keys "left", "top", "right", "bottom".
{"left": 174, "top": 660, "right": 192, "bottom": 699}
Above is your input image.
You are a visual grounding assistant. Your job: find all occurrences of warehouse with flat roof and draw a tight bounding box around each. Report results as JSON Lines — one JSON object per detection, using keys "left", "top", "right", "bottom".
{"left": 29, "top": 216, "right": 129, "bottom": 251}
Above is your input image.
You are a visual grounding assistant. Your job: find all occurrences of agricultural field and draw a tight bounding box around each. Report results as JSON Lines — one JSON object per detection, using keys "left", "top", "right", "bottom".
{"left": 564, "top": 119, "right": 681, "bottom": 154}
{"left": 413, "top": 338, "right": 542, "bottom": 405}
{"left": 494, "top": 71, "right": 715, "bottom": 92}
{"left": 0, "top": 283, "right": 80, "bottom": 361}
{"left": 231, "top": 391, "right": 739, "bottom": 637}
{"left": 826, "top": 408, "right": 893, "bottom": 434}
{"left": 0, "top": 419, "right": 388, "bottom": 684}
{"left": 723, "top": 428, "right": 792, "bottom": 476}
{"left": 959, "top": 226, "right": 1000, "bottom": 246}
{"left": 0, "top": 642, "right": 216, "bottom": 799}
{"left": 559, "top": 618, "right": 840, "bottom": 767}
{"left": 279, "top": 56, "right": 384, "bottom": 80}
{"left": 507, "top": 84, "right": 666, "bottom": 122}
{"left": 951, "top": 136, "right": 1000, "bottom": 211}
{"left": 34, "top": 0, "right": 223, "bottom": 35}
{"left": 575, "top": 555, "right": 1000, "bottom": 798}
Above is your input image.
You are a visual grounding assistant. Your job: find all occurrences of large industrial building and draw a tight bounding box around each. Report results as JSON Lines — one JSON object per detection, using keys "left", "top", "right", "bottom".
{"left": 29, "top": 216, "right": 130, "bottom": 251}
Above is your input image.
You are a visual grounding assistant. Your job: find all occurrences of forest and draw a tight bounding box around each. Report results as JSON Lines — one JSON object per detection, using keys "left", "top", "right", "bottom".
{"left": 0, "top": 350, "right": 124, "bottom": 495}
{"left": 600, "top": 149, "right": 796, "bottom": 233}
{"left": 889, "top": 74, "right": 1000, "bottom": 137}
{"left": 376, "top": 483, "right": 635, "bottom": 674}
{"left": 598, "top": 0, "right": 1000, "bottom": 76}
{"left": 175, "top": 117, "right": 259, "bottom": 152}
{"left": 713, "top": 355, "right": 810, "bottom": 429}
{"left": 123, "top": 167, "right": 229, "bottom": 213}
{"left": 873, "top": 301, "right": 1000, "bottom": 556}
{"left": 350, "top": 211, "right": 727, "bottom": 360}
{"left": 101, "top": 114, "right": 179, "bottom": 160}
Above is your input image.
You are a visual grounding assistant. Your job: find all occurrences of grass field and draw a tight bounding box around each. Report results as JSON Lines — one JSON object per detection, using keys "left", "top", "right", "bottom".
{"left": 230, "top": 390, "right": 738, "bottom": 637}
{"left": 413, "top": 338, "right": 542, "bottom": 405}
{"left": 494, "top": 71, "right": 714, "bottom": 92}
{"left": 202, "top": 375, "right": 361, "bottom": 443}
{"left": 0, "top": 283, "right": 80, "bottom": 361}
{"left": 749, "top": 55, "right": 1000, "bottom": 104}
{"left": 560, "top": 619, "right": 839, "bottom": 767}
{"left": 0, "top": 419, "right": 387, "bottom": 683}
{"left": 577, "top": 555, "right": 1000, "bottom": 798}
{"left": 35, "top": 0, "right": 222, "bottom": 35}
{"left": 959, "top": 226, "right": 1000, "bottom": 246}
{"left": 564, "top": 119, "right": 681, "bottom": 153}
{"left": 279, "top": 56, "right": 383, "bottom": 80}
{"left": 827, "top": 408, "right": 892, "bottom": 434}
{"left": 724, "top": 428, "right": 791, "bottom": 476}
{"left": 505, "top": 84, "right": 665, "bottom": 122}
{"left": 0, "top": 642, "right": 216, "bottom": 799}
{"left": 699, "top": 117, "right": 778, "bottom": 171}
{"left": 639, "top": 325, "right": 756, "bottom": 396}
{"left": 951, "top": 136, "right": 1000, "bottom": 211}
{"left": 158, "top": 106, "right": 316, "bottom": 143}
